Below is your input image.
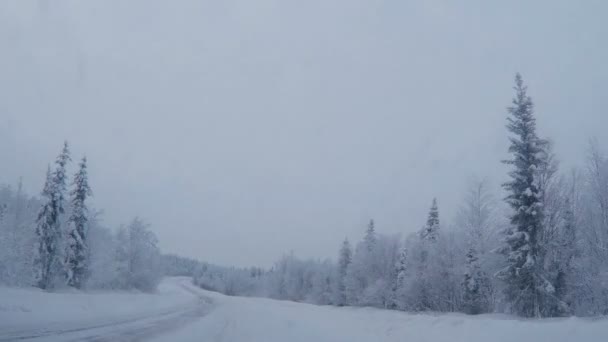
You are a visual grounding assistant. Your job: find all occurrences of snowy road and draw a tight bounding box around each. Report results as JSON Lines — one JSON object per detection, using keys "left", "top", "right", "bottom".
{"left": 3, "top": 278, "right": 608, "bottom": 341}
{"left": 153, "top": 284, "right": 608, "bottom": 342}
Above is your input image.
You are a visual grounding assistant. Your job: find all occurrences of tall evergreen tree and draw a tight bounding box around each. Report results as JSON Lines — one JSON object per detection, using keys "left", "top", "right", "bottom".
{"left": 65, "top": 156, "right": 92, "bottom": 288}
{"left": 411, "top": 199, "right": 441, "bottom": 311}
{"left": 364, "top": 219, "right": 376, "bottom": 252}
{"left": 334, "top": 238, "right": 352, "bottom": 305}
{"left": 392, "top": 246, "right": 408, "bottom": 310}
{"left": 394, "top": 247, "right": 407, "bottom": 288}
{"left": 33, "top": 142, "right": 71, "bottom": 289}
{"left": 420, "top": 198, "right": 439, "bottom": 242}
{"left": 496, "top": 74, "right": 553, "bottom": 317}
{"left": 32, "top": 167, "right": 53, "bottom": 289}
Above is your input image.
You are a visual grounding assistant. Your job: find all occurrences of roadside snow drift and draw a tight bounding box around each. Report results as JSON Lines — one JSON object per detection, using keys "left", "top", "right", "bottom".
{"left": 0, "top": 277, "right": 209, "bottom": 341}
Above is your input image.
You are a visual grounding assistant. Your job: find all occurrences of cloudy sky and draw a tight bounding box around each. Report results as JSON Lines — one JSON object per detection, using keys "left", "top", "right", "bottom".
{"left": 0, "top": 0, "right": 607, "bottom": 267}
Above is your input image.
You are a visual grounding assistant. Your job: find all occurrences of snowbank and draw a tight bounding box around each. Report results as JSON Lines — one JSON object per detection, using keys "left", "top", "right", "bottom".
{"left": 0, "top": 277, "right": 196, "bottom": 336}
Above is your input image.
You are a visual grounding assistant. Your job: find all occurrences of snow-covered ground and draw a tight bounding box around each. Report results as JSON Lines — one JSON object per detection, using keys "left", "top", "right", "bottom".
{"left": 0, "top": 277, "right": 211, "bottom": 341}
{"left": 2, "top": 277, "right": 608, "bottom": 342}
{"left": 153, "top": 287, "right": 608, "bottom": 342}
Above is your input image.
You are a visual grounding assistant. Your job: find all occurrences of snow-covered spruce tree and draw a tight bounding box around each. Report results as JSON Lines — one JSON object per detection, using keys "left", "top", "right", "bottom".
{"left": 33, "top": 142, "right": 71, "bottom": 290}
{"left": 344, "top": 220, "right": 372, "bottom": 305}
{"left": 496, "top": 74, "right": 556, "bottom": 317}
{"left": 550, "top": 197, "right": 577, "bottom": 314}
{"left": 64, "top": 156, "right": 92, "bottom": 288}
{"left": 392, "top": 246, "right": 408, "bottom": 310}
{"left": 462, "top": 246, "right": 492, "bottom": 314}
{"left": 420, "top": 198, "right": 439, "bottom": 242}
{"left": 344, "top": 219, "right": 386, "bottom": 307}
{"left": 371, "top": 234, "right": 401, "bottom": 309}
{"left": 309, "top": 260, "right": 334, "bottom": 305}
{"left": 364, "top": 219, "right": 376, "bottom": 251}
{"left": 418, "top": 198, "right": 440, "bottom": 266}
{"left": 333, "top": 238, "right": 352, "bottom": 306}
{"left": 408, "top": 199, "right": 441, "bottom": 311}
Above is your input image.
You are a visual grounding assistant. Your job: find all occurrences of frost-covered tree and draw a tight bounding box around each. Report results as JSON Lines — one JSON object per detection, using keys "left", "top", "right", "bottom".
{"left": 420, "top": 198, "right": 439, "bottom": 242}
{"left": 458, "top": 180, "right": 498, "bottom": 255}
{"left": 407, "top": 199, "right": 442, "bottom": 311}
{"left": 161, "top": 254, "right": 202, "bottom": 277}
{"left": 263, "top": 252, "right": 335, "bottom": 303}
{"left": 0, "top": 180, "right": 39, "bottom": 286}
{"left": 496, "top": 74, "right": 555, "bottom": 317}
{"left": 344, "top": 221, "right": 399, "bottom": 307}
{"left": 456, "top": 180, "right": 499, "bottom": 309}
{"left": 113, "top": 217, "right": 162, "bottom": 292}
{"left": 85, "top": 216, "right": 119, "bottom": 289}
{"left": 333, "top": 238, "right": 352, "bottom": 305}
{"left": 309, "top": 260, "right": 334, "bottom": 305}
{"left": 537, "top": 143, "right": 561, "bottom": 247}
{"left": 33, "top": 142, "right": 71, "bottom": 289}
{"left": 364, "top": 219, "right": 376, "bottom": 251}
{"left": 462, "top": 246, "right": 492, "bottom": 314}
{"left": 64, "top": 156, "right": 92, "bottom": 288}
{"left": 345, "top": 221, "right": 374, "bottom": 305}
{"left": 372, "top": 234, "right": 401, "bottom": 308}
{"left": 568, "top": 150, "right": 608, "bottom": 316}
{"left": 552, "top": 198, "right": 576, "bottom": 311}
{"left": 392, "top": 246, "right": 408, "bottom": 310}
{"left": 585, "top": 140, "right": 608, "bottom": 257}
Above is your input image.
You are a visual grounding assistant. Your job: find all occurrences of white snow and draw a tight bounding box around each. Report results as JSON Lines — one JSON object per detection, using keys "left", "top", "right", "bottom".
{"left": 2, "top": 277, "right": 608, "bottom": 342}
{"left": 152, "top": 280, "right": 608, "bottom": 342}
{"left": 0, "top": 277, "right": 206, "bottom": 340}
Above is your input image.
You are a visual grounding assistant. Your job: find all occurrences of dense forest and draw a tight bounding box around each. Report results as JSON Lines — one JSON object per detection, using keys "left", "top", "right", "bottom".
{"left": 2, "top": 74, "right": 608, "bottom": 318}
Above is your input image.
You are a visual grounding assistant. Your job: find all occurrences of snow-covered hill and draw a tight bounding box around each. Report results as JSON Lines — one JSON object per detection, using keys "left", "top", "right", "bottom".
{"left": 2, "top": 277, "right": 608, "bottom": 342}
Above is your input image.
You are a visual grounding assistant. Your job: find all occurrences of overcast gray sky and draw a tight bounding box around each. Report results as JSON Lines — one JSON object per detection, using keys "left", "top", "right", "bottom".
{"left": 1, "top": 0, "right": 607, "bottom": 267}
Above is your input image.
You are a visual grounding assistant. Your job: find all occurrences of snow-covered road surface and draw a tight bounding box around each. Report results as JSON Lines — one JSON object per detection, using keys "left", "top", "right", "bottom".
{"left": 0, "top": 277, "right": 212, "bottom": 341}
{"left": 3, "top": 277, "right": 608, "bottom": 342}
{"left": 153, "top": 285, "right": 608, "bottom": 342}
